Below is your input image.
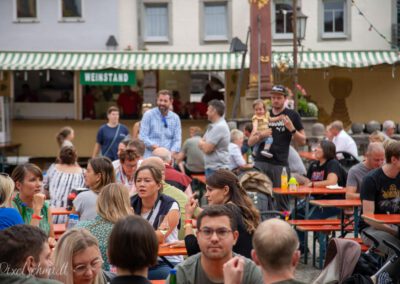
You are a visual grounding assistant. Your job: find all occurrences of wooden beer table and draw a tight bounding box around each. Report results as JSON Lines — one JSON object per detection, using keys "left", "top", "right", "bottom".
{"left": 273, "top": 187, "right": 347, "bottom": 219}
{"left": 51, "top": 207, "right": 72, "bottom": 216}
{"left": 362, "top": 214, "right": 400, "bottom": 224}
{"left": 310, "top": 199, "right": 362, "bottom": 237}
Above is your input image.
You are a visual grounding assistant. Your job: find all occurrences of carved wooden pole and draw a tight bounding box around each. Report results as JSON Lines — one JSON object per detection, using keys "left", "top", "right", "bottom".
{"left": 248, "top": 0, "right": 273, "bottom": 99}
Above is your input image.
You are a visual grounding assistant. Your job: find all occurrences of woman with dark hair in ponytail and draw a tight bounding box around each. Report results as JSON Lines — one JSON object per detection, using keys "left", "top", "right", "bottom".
{"left": 167, "top": 169, "right": 260, "bottom": 258}
{"left": 43, "top": 146, "right": 85, "bottom": 223}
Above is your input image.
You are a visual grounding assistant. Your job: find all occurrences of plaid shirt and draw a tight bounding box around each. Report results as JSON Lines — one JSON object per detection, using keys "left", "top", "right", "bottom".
{"left": 140, "top": 107, "right": 182, "bottom": 157}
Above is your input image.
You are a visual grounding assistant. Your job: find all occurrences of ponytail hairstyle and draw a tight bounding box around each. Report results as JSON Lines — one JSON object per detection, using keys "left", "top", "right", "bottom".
{"left": 206, "top": 169, "right": 260, "bottom": 233}
{"left": 56, "top": 126, "right": 73, "bottom": 147}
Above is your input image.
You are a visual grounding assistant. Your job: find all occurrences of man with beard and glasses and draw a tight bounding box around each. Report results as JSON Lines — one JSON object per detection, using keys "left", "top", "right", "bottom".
{"left": 166, "top": 205, "right": 262, "bottom": 284}
{"left": 140, "top": 90, "right": 182, "bottom": 158}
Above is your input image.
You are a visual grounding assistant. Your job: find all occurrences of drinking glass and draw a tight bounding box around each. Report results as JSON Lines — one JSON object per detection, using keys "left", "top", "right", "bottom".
{"left": 158, "top": 215, "right": 170, "bottom": 237}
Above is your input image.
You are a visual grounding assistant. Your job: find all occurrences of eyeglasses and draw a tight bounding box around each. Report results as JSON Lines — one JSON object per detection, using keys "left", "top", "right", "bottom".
{"left": 198, "top": 228, "right": 233, "bottom": 239}
{"left": 73, "top": 258, "right": 103, "bottom": 275}
{"left": 161, "top": 116, "right": 168, "bottom": 128}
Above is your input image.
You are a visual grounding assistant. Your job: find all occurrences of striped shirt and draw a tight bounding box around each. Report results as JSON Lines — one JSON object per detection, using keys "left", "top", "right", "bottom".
{"left": 44, "top": 164, "right": 85, "bottom": 223}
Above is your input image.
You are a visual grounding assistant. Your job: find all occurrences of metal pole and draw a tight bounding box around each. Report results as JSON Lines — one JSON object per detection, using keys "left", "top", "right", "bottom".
{"left": 257, "top": 15, "right": 261, "bottom": 100}
{"left": 231, "top": 28, "right": 251, "bottom": 118}
{"left": 292, "top": 0, "right": 298, "bottom": 111}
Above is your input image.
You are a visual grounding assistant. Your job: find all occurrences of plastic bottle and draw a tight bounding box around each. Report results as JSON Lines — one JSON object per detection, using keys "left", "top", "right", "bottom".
{"left": 281, "top": 167, "right": 288, "bottom": 190}
{"left": 288, "top": 177, "right": 298, "bottom": 191}
{"left": 67, "top": 214, "right": 79, "bottom": 230}
{"left": 169, "top": 268, "right": 177, "bottom": 284}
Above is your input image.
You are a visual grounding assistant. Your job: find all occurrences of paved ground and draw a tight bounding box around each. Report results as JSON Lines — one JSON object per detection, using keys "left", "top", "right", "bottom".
{"left": 295, "top": 261, "right": 321, "bottom": 283}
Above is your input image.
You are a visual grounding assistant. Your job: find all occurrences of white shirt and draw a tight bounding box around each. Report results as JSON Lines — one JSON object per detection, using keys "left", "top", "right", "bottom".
{"left": 333, "top": 130, "right": 358, "bottom": 157}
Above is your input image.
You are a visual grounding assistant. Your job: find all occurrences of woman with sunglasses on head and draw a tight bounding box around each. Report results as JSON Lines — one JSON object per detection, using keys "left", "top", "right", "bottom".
{"left": 0, "top": 173, "right": 23, "bottom": 230}
{"left": 180, "top": 169, "right": 260, "bottom": 259}
{"left": 131, "top": 165, "right": 181, "bottom": 280}
{"left": 73, "top": 157, "right": 115, "bottom": 221}
{"left": 11, "top": 163, "right": 55, "bottom": 243}
{"left": 52, "top": 228, "right": 107, "bottom": 284}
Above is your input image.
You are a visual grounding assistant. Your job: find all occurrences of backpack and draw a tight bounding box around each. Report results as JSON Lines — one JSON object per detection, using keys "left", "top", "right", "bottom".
{"left": 239, "top": 171, "right": 277, "bottom": 221}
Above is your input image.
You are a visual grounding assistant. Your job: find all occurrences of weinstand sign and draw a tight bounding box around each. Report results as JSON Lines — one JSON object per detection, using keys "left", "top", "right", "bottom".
{"left": 80, "top": 70, "right": 136, "bottom": 86}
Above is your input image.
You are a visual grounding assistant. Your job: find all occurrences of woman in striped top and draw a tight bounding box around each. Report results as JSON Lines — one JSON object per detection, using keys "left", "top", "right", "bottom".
{"left": 44, "top": 146, "right": 85, "bottom": 223}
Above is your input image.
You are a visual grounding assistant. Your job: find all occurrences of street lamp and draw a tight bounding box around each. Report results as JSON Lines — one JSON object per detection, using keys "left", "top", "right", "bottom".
{"left": 292, "top": 1, "right": 307, "bottom": 111}
{"left": 296, "top": 8, "right": 308, "bottom": 43}
{"left": 106, "top": 35, "right": 118, "bottom": 51}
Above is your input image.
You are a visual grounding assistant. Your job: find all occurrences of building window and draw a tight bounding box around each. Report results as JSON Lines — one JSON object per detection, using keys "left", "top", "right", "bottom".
{"left": 203, "top": 2, "right": 229, "bottom": 41}
{"left": 61, "top": 0, "right": 82, "bottom": 19}
{"left": 144, "top": 3, "right": 169, "bottom": 42}
{"left": 16, "top": 0, "right": 37, "bottom": 19}
{"left": 273, "top": 0, "right": 293, "bottom": 39}
{"left": 322, "top": 0, "right": 348, "bottom": 38}
{"left": 13, "top": 71, "right": 76, "bottom": 119}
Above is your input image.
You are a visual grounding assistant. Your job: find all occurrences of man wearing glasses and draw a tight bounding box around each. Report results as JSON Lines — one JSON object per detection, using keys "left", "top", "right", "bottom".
{"left": 140, "top": 90, "right": 182, "bottom": 158}
{"left": 167, "top": 205, "right": 262, "bottom": 284}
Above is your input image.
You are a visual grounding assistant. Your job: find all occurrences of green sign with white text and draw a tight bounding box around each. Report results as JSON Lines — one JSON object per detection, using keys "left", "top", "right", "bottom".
{"left": 80, "top": 70, "right": 136, "bottom": 86}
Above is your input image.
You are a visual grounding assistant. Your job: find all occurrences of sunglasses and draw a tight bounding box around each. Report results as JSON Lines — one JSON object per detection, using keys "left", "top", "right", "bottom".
{"left": 142, "top": 103, "right": 152, "bottom": 108}
{"left": 161, "top": 116, "right": 168, "bottom": 128}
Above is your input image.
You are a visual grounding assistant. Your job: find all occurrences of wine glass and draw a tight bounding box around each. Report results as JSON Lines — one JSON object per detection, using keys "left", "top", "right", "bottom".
{"left": 158, "top": 215, "right": 170, "bottom": 238}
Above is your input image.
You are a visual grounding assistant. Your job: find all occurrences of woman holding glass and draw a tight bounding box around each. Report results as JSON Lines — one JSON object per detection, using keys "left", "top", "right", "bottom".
{"left": 131, "top": 165, "right": 181, "bottom": 280}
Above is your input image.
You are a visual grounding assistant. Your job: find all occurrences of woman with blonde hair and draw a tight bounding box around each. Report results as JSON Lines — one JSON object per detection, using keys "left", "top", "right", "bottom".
{"left": 77, "top": 183, "right": 133, "bottom": 271}
{"left": 52, "top": 228, "right": 107, "bottom": 284}
{"left": 0, "top": 173, "right": 23, "bottom": 230}
{"left": 73, "top": 157, "right": 115, "bottom": 221}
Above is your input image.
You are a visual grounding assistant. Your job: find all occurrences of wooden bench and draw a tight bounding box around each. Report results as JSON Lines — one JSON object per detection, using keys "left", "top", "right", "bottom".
{"left": 344, "top": 237, "right": 370, "bottom": 252}
{"left": 288, "top": 219, "right": 342, "bottom": 226}
{"left": 297, "top": 224, "right": 355, "bottom": 268}
{"left": 54, "top": 223, "right": 66, "bottom": 240}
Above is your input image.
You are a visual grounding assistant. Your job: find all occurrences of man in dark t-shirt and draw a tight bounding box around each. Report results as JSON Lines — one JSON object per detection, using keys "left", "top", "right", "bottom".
{"left": 360, "top": 141, "right": 400, "bottom": 256}
{"left": 248, "top": 85, "right": 306, "bottom": 210}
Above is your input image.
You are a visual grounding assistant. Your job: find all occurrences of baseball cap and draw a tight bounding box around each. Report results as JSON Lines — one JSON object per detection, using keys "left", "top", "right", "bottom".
{"left": 270, "top": 85, "right": 288, "bottom": 96}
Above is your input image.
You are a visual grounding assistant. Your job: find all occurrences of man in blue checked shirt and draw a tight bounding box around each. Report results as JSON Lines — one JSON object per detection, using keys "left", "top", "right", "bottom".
{"left": 140, "top": 90, "right": 182, "bottom": 158}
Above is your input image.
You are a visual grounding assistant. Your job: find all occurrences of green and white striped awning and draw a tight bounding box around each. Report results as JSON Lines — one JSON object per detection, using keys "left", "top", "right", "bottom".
{"left": 0, "top": 51, "right": 248, "bottom": 71}
{"left": 0, "top": 50, "right": 399, "bottom": 71}
{"left": 272, "top": 50, "right": 400, "bottom": 69}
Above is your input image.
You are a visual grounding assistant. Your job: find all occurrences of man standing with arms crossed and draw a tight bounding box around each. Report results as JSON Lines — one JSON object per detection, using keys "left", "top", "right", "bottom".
{"left": 248, "top": 85, "right": 306, "bottom": 210}
{"left": 140, "top": 90, "right": 182, "bottom": 158}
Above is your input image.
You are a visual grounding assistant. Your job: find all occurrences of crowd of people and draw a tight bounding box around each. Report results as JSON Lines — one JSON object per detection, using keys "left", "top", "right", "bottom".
{"left": 0, "top": 86, "right": 400, "bottom": 283}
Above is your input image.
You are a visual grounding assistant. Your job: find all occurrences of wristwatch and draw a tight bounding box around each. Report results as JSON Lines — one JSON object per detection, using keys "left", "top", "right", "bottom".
{"left": 291, "top": 129, "right": 297, "bottom": 135}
